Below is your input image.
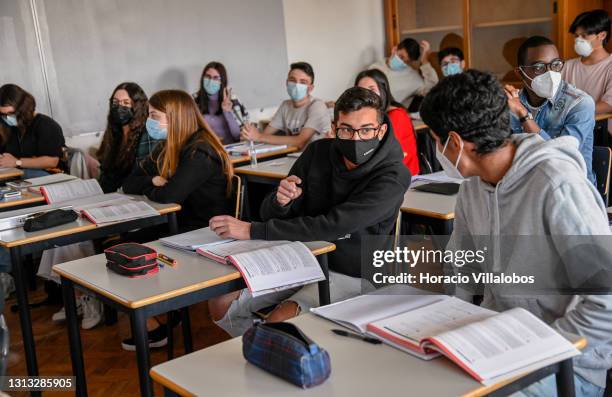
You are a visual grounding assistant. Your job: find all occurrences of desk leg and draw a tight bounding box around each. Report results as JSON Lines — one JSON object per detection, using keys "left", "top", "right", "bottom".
{"left": 131, "top": 309, "right": 153, "bottom": 397}
{"left": 317, "top": 254, "right": 331, "bottom": 306}
{"left": 10, "top": 247, "right": 40, "bottom": 384}
{"left": 167, "top": 212, "right": 178, "bottom": 235}
{"left": 61, "top": 277, "right": 87, "bottom": 397}
{"left": 556, "top": 358, "right": 576, "bottom": 397}
{"left": 180, "top": 307, "right": 193, "bottom": 354}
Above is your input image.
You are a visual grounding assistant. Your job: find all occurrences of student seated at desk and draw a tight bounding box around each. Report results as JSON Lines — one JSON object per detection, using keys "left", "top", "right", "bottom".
{"left": 194, "top": 62, "right": 244, "bottom": 144}
{"left": 420, "top": 69, "right": 612, "bottom": 397}
{"left": 369, "top": 38, "right": 438, "bottom": 108}
{"left": 355, "top": 69, "right": 419, "bottom": 175}
{"left": 97, "top": 82, "right": 163, "bottom": 193}
{"left": 240, "top": 62, "right": 331, "bottom": 150}
{"left": 438, "top": 47, "right": 465, "bottom": 77}
{"left": 0, "top": 84, "right": 65, "bottom": 178}
{"left": 505, "top": 36, "right": 596, "bottom": 184}
{"left": 208, "top": 87, "right": 411, "bottom": 337}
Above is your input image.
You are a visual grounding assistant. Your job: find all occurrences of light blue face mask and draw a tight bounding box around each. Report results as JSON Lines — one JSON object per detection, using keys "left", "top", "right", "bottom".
{"left": 146, "top": 118, "right": 167, "bottom": 140}
{"left": 2, "top": 115, "right": 17, "bottom": 127}
{"left": 442, "top": 62, "right": 463, "bottom": 77}
{"left": 203, "top": 78, "right": 222, "bottom": 96}
{"left": 389, "top": 53, "right": 408, "bottom": 71}
{"left": 287, "top": 82, "right": 308, "bottom": 102}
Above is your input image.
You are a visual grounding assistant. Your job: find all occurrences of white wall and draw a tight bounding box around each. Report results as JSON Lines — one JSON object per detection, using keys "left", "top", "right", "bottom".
{"left": 282, "top": 0, "right": 385, "bottom": 102}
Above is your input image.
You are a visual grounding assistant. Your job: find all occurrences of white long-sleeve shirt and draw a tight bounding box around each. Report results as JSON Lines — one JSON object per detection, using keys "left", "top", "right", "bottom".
{"left": 369, "top": 59, "right": 439, "bottom": 106}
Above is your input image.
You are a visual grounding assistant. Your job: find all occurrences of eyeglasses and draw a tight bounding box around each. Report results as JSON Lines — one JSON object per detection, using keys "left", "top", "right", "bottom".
{"left": 336, "top": 125, "right": 381, "bottom": 140}
{"left": 112, "top": 99, "right": 132, "bottom": 107}
{"left": 520, "top": 59, "right": 564, "bottom": 76}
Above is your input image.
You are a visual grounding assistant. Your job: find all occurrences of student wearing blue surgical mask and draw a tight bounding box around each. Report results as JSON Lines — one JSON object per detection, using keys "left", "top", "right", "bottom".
{"left": 241, "top": 62, "right": 331, "bottom": 150}
{"left": 194, "top": 62, "right": 244, "bottom": 144}
{"left": 438, "top": 47, "right": 465, "bottom": 77}
{"left": 369, "top": 38, "right": 438, "bottom": 108}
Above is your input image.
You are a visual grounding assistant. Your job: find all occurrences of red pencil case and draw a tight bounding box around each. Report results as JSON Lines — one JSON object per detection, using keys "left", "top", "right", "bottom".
{"left": 104, "top": 243, "right": 159, "bottom": 277}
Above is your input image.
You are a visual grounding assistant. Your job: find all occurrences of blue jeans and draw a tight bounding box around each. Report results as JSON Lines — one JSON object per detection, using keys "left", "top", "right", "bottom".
{"left": 511, "top": 374, "right": 604, "bottom": 397}
{"left": 22, "top": 169, "right": 49, "bottom": 179}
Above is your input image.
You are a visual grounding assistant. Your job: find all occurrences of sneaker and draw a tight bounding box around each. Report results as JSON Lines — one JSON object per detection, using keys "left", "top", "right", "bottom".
{"left": 0, "top": 273, "right": 15, "bottom": 299}
{"left": 52, "top": 297, "right": 83, "bottom": 322}
{"left": 121, "top": 326, "right": 168, "bottom": 351}
{"left": 81, "top": 296, "right": 103, "bottom": 330}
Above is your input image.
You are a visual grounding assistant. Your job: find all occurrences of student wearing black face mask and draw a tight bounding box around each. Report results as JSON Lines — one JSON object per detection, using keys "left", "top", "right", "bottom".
{"left": 96, "top": 82, "right": 163, "bottom": 193}
{"left": 206, "top": 87, "right": 411, "bottom": 337}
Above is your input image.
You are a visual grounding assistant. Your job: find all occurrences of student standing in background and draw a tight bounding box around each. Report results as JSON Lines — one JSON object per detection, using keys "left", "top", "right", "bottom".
{"left": 241, "top": 62, "right": 331, "bottom": 150}
{"left": 194, "top": 62, "right": 243, "bottom": 144}
{"left": 355, "top": 69, "right": 419, "bottom": 175}
{"left": 369, "top": 38, "right": 438, "bottom": 108}
{"left": 438, "top": 47, "right": 465, "bottom": 77}
{"left": 0, "top": 84, "right": 65, "bottom": 178}
{"left": 97, "top": 82, "right": 163, "bottom": 193}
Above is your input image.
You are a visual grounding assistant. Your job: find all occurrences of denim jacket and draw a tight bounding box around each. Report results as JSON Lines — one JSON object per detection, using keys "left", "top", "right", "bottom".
{"left": 510, "top": 80, "right": 596, "bottom": 184}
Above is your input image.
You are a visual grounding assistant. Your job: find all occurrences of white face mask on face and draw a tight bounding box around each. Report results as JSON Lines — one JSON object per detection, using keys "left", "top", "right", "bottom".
{"left": 524, "top": 70, "right": 562, "bottom": 99}
{"left": 574, "top": 37, "right": 594, "bottom": 57}
{"left": 435, "top": 137, "right": 464, "bottom": 180}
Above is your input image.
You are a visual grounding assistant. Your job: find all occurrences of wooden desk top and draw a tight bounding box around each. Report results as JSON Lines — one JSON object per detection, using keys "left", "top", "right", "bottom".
{"left": 235, "top": 156, "right": 296, "bottom": 179}
{"left": 0, "top": 168, "right": 23, "bottom": 181}
{"left": 0, "top": 191, "right": 45, "bottom": 210}
{"left": 230, "top": 147, "right": 298, "bottom": 165}
{"left": 0, "top": 196, "right": 180, "bottom": 248}
{"left": 412, "top": 119, "right": 429, "bottom": 132}
{"left": 150, "top": 313, "right": 585, "bottom": 397}
{"left": 401, "top": 181, "right": 457, "bottom": 220}
{"left": 53, "top": 240, "right": 335, "bottom": 309}
{"left": 596, "top": 113, "right": 612, "bottom": 122}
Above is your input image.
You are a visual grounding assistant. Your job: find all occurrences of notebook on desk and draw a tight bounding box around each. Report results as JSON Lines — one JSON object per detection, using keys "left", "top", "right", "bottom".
{"left": 160, "top": 227, "right": 234, "bottom": 251}
{"left": 412, "top": 182, "right": 460, "bottom": 195}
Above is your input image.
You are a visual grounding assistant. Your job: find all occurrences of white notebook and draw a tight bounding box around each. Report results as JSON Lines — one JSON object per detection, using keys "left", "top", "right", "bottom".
{"left": 160, "top": 227, "right": 234, "bottom": 251}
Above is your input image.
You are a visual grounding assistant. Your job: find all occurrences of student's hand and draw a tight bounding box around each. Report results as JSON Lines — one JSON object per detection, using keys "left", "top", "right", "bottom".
{"left": 419, "top": 40, "right": 431, "bottom": 64}
{"left": 152, "top": 176, "right": 168, "bottom": 187}
{"left": 240, "top": 124, "right": 262, "bottom": 142}
{"left": 504, "top": 85, "right": 528, "bottom": 118}
{"left": 209, "top": 215, "right": 251, "bottom": 240}
{"left": 0, "top": 153, "right": 17, "bottom": 168}
{"left": 222, "top": 87, "right": 233, "bottom": 113}
{"left": 276, "top": 175, "right": 302, "bottom": 206}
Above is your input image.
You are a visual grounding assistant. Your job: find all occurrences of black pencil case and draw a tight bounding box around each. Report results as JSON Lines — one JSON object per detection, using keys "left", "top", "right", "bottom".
{"left": 23, "top": 209, "right": 78, "bottom": 232}
{"left": 105, "top": 243, "right": 159, "bottom": 277}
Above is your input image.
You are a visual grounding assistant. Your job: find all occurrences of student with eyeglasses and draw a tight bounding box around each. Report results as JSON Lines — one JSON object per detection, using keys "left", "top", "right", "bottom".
{"left": 206, "top": 87, "right": 411, "bottom": 337}
{"left": 505, "top": 35, "right": 596, "bottom": 184}
{"left": 438, "top": 47, "right": 465, "bottom": 77}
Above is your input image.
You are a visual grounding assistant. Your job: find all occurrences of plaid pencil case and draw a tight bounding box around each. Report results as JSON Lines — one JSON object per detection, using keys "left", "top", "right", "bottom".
{"left": 242, "top": 322, "right": 331, "bottom": 388}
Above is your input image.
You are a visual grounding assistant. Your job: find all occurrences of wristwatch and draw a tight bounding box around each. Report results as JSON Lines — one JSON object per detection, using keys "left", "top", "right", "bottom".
{"left": 519, "top": 112, "right": 534, "bottom": 123}
{"left": 15, "top": 159, "right": 22, "bottom": 168}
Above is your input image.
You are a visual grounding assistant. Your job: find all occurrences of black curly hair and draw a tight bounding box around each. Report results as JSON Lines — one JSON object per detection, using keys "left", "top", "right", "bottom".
{"left": 420, "top": 69, "right": 511, "bottom": 154}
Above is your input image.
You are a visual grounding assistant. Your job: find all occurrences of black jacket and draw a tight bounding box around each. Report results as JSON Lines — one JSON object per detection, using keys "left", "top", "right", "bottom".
{"left": 251, "top": 120, "right": 412, "bottom": 277}
{"left": 99, "top": 126, "right": 145, "bottom": 194}
{"left": 122, "top": 134, "right": 234, "bottom": 231}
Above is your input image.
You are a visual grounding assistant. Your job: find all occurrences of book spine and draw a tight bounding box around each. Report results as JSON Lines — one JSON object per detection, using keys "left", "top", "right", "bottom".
{"left": 422, "top": 337, "right": 484, "bottom": 382}
{"left": 40, "top": 187, "right": 51, "bottom": 204}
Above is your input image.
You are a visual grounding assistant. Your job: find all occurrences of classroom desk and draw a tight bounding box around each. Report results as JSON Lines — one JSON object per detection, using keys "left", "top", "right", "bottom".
{"left": 0, "top": 167, "right": 23, "bottom": 182}
{"left": 401, "top": 181, "right": 457, "bottom": 235}
{"left": 412, "top": 119, "right": 429, "bottom": 132}
{"left": 229, "top": 146, "right": 298, "bottom": 166}
{"left": 54, "top": 240, "right": 335, "bottom": 397}
{"left": 0, "top": 191, "right": 45, "bottom": 212}
{"left": 150, "top": 313, "right": 585, "bottom": 397}
{"left": 0, "top": 197, "right": 180, "bottom": 396}
{"left": 235, "top": 155, "right": 295, "bottom": 183}
{"left": 595, "top": 113, "right": 612, "bottom": 122}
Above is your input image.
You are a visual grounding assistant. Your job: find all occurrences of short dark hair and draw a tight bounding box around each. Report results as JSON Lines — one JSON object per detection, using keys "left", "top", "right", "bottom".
{"left": 570, "top": 9, "right": 611, "bottom": 45}
{"left": 517, "top": 36, "right": 555, "bottom": 66}
{"left": 397, "top": 38, "right": 420, "bottom": 61}
{"left": 334, "top": 87, "right": 383, "bottom": 123}
{"left": 438, "top": 47, "right": 464, "bottom": 63}
{"left": 420, "top": 70, "right": 511, "bottom": 154}
{"left": 289, "top": 62, "right": 315, "bottom": 84}
{"left": 354, "top": 69, "right": 403, "bottom": 111}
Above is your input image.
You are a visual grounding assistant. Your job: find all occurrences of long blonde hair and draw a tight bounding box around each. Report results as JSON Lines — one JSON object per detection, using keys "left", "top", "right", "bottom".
{"left": 149, "top": 90, "right": 233, "bottom": 195}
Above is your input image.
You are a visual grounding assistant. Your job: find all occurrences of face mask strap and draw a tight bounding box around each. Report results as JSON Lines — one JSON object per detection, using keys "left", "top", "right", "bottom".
{"left": 442, "top": 135, "right": 464, "bottom": 170}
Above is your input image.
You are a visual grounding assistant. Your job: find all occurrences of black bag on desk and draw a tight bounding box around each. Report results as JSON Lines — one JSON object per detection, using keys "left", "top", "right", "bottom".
{"left": 23, "top": 209, "right": 78, "bottom": 232}
{"left": 104, "top": 243, "right": 159, "bottom": 277}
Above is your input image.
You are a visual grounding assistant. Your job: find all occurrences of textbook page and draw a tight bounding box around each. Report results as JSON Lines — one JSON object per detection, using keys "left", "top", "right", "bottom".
{"left": 226, "top": 143, "right": 288, "bottom": 155}
{"left": 160, "top": 227, "right": 235, "bottom": 251}
{"left": 430, "top": 307, "right": 579, "bottom": 383}
{"left": 82, "top": 201, "right": 158, "bottom": 224}
{"left": 25, "top": 173, "right": 77, "bottom": 186}
{"left": 312, "top": 288, "right": 447, "bottom": 333}
{"left": 411, "top": 171, "right": 463, "bottom": 184}
{"left": 228, "top": 241, "right": 324, "bottom": 297}
{"left": 203, "top": 240, "right": 287, "bottom": 258}
{"left": 68, "top": 193, "right": 132, "bottom": 213}
{"left": 41, "top": 179, "right": 103, "bottom": 203}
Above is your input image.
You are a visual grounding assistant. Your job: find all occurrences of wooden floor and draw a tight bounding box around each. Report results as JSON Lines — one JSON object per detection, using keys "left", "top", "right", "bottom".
{"left": 4, "top": 285, "right": 231, "bottom": 396}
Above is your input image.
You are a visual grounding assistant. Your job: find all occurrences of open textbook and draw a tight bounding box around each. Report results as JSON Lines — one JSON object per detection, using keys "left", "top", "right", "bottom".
{"left": 40, "top": 179, "right": 103, "bottom": 204}
{"left": 160, "top": 227, "right": 234, "bottom": 251}
{"left": 225, "top": 142, "right": 288, "bottom": 156}
{"left": 312, "top": 293, "right": 580, "bottom": 385}
{"left": 82, "top": 201, "right": 159, "bottom": 225}
{"left": 197, "top": 240, "right": 325, "bottom": 297}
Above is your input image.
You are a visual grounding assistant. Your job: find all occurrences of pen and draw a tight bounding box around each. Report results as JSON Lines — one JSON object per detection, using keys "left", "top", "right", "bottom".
{"left": 331, "top": 329, "right": 382, "bottom": 345}
{"left": 158, "top": 253, "right": 177, "bottom": 267}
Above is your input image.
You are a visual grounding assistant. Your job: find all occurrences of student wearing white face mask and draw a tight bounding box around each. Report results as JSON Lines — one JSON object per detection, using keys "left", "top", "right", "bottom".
{"left": 241, "top": 62, "right": 331, "bottom": 150}
{"left": 562, "top": 10, "right": 612, "bottom": 127}
{"left": 504, "top": 36, "right": 596, "bottom": 184}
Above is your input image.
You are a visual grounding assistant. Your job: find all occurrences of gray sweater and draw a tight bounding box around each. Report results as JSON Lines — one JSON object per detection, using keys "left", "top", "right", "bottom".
{"left": 447, "top": 133, "right": 612, "bottom": 387}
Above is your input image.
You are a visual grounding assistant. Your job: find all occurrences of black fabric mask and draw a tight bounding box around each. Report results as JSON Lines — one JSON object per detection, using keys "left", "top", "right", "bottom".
{"left": 110, "top": 105, "right": 134, "bottom": 126}
{"left": 334, "top": 137, "right": 380, "bottom": 165}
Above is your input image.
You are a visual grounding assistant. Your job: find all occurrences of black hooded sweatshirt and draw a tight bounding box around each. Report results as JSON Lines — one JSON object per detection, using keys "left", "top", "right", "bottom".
{"left": 250, "top": 119, "right": 412, "bottom": 277}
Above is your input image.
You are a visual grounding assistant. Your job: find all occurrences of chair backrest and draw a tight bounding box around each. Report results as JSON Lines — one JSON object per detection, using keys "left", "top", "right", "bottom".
{"left": 593, "top": 146, "right": 611, "bottom": 205}
{"left": 232, "top": 174, "right": 243, "bottom": 219}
